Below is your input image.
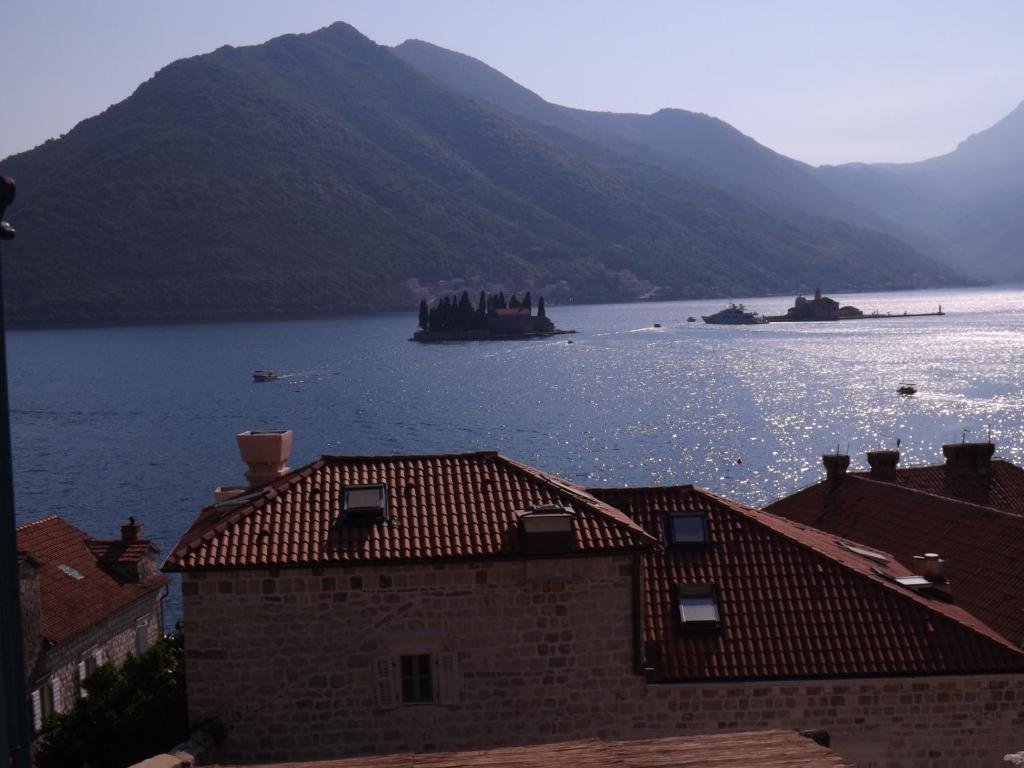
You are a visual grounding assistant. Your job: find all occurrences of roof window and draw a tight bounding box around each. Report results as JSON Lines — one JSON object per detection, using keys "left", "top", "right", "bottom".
{"left": 341, "top": 484, "right": 389, "bottom": 524}
{"left": 667, "top": 513, "right": 708, "bottom": 547}
{"left": 676, "top": 584, "right": 721, "bottom": 634}
{"left": 838, "top": 541, "right": 888, "bottom": 563}
{"left": 58, "top": 564, "right": 84, "bottom": 581}
{"left": 516, "top": 504, "right": 574, "bottom": 553}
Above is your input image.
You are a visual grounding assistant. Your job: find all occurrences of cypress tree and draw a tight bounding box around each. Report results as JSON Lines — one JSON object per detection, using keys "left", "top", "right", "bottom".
{"left": 475, "top": 291, "right": 487, "bottom": 328}
{"left": 498, "top": 292, "right": 506, "bottom": 309}
{"left": 418, "top": 299, "right": 429, "bottom": 331}
{"left": 537, "top": 296, "right": 546, "bottom": 318}
{"left": 458, "top": 290, "right": 473, "bottom": 330}
{"left": 509, "top": 294, "right": 520, "bottom": 310}
{"left": 523, "top": 291, "right": 532, "bottom": 314}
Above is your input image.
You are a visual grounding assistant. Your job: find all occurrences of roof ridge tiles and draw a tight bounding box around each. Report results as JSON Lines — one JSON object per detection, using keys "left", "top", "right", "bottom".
{"left": 16, "top": 513, "right": 61, "bottom": 532}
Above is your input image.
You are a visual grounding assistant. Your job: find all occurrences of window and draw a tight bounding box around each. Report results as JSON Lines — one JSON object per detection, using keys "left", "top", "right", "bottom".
{"left": 676, "top": 584, "right": 721, "bottom": 633}
{"left": 135, "top": 620, "right": 149, "bottom": 653}
{"left": 341, "top": 484, "right": 388, "bottom": 523}
{"left": 400, "top": 654, "right": 433, "bottom": 704}
{"left": 668, "top": 513, "right": 707, "bottom": 546}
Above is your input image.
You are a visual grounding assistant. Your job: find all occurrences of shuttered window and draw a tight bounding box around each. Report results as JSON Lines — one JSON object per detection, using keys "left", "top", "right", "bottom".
{"left": 400, "top": 654, "right": 433, "bottom": 704}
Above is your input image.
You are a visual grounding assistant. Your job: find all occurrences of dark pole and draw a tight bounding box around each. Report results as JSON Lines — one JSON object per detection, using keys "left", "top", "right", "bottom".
{"left": 0, "top": 176, "right": 30, "bottom": 768}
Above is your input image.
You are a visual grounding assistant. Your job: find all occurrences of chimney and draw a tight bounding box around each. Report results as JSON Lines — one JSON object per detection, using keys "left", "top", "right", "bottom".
{"left": 821, "top": 453, "right": 850, "bottom": 488}
{"left": 121, "top": 516, "right": 141, "bottom": 543}
{"left": 942, "top": 441, "right": 994, "bottom": 476}
{"left": 236, "top": 430, "right": 293, "bottom": 487}
{"left": 866, "top": 450, "right": 900, "bottom": 480}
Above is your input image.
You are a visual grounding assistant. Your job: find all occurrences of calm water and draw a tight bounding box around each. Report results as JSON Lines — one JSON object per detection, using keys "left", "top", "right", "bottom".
{"left": 8, "top": 285, "right": 1024, "bottom": 621}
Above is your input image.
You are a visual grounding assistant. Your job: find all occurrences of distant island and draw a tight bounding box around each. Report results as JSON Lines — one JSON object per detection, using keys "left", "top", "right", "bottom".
{"left": 766, "top": 288, "right": 945, "bottom": 322}
{"left": 411, "top": 291, "right": 574, "bottom": 342}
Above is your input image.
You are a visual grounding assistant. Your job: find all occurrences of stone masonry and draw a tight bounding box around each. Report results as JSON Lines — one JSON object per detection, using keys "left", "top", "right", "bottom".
{"left": 183, "top": 558, "right": 1024, "bottom": 768}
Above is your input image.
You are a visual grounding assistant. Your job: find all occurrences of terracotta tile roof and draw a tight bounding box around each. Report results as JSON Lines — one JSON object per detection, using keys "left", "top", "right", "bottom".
{"left": 16, "top": 516, "right": 167, "bottom": 645}
{"left": 86, "top": 539, "right": 156, "bottom": 564}
{"left": 212, "top": 731, "right": 852, "bottom": 767}
{"left": 766, "top": 473, "right": 1024, "bottom": 645}
{"left": 591, "top": 485, "right": 1024, "bottom": 680}
{"left": 165, "top": 452, "right": 655, "bottom": 571}
{"left": 849, "top": 459, "right": 1024, "bottom": 515}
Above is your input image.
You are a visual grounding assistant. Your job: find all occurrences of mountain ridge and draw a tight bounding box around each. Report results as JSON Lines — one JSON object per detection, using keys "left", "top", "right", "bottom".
{"left": 0, "top": 22, "right": 964, "bottom": 328}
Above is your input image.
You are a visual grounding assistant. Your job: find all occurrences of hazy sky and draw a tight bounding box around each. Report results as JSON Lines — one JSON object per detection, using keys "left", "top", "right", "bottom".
{"left": 4, "top": 1, "right": 1023, "bottom": 165}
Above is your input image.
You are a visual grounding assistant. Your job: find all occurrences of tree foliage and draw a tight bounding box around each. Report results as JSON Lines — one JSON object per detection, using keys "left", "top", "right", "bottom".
{"left": 35, "top": 626, "right": 188, "bottom": 768}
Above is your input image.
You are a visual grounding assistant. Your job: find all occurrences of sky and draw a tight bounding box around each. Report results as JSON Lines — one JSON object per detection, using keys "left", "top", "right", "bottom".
{"left": 3, "top": 1, "right": 1023, "bottom": 166}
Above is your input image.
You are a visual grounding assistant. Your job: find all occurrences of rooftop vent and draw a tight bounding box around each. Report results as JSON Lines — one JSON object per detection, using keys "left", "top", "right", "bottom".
{"left": 516, "top": 504, "right": 574, "bottom": 553}
{"left": 341, "top": 484, "right": 389, "bottom": 524}
{"left": 213, "top": 486, "right": 248, "bottom": 504}
{"left": 911, "top": 552, "right": 948, "bottom": 582}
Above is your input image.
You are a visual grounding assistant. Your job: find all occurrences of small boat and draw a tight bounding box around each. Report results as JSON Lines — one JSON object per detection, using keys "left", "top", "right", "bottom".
{"left": 653, "top": 323, "right": 662, "bottom": 328}
{"left": 897, "top": 383, "right": 917, "bottom": 396}
{"left": 702, "top": 304, "right": 768, "bottom": 325}
{"left": 687, "top": 317, "right": 697, "bottom": 323}
{"left": 253, "top": 370, "right": 279, "bottom": 383}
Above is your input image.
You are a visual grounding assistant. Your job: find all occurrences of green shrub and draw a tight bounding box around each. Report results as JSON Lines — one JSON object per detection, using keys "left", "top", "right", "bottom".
{"left": 35, "top": 625, "right": 187, "bottom": 768}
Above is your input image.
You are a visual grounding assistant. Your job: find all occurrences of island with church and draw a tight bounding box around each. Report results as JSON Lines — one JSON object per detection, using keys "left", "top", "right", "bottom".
{"left": 411, "top": 291, "right": 575, "bottom": 342}
{"left": 766, "top": 288, "right": 945, "bottom": 322}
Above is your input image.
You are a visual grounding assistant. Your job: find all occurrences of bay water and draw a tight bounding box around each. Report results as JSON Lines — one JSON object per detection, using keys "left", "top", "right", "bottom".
{"left": 9, "top": 285, "right": 1024, "bottom": 621}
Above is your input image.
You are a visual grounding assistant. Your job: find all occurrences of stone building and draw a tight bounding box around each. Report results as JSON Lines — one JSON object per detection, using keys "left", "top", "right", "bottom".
{"left": 16, "top": 515, "right": 168, "bottom": 734}
{"left": 165, "top": 432, "right": 1024, "bottom": 767}
{"left": 767, "top": 441, "right": 1024, "bottom": 645}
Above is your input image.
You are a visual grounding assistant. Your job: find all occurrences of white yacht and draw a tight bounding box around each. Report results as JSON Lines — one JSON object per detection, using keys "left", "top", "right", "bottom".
{"left": 701, "top": 303, "right": 768, "bottom": 325}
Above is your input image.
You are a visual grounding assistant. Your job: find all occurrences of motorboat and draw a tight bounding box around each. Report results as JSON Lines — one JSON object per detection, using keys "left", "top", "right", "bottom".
{"left": 897, "top": 383, "right": 917, "bottom": 396}
{"left": 701, "top": 304, "right": 768, "bottom": 325}
{"left": 253, "top": 370, "right": 279, "bottom": 383}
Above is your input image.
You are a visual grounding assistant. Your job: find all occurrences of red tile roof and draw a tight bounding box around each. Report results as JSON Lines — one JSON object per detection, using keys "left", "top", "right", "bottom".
{"left": 849, "top": 459, "right": 1024, "bottom": 515}
{"left": 766, "top": 473, "right": 1024, "bottom": 645}
{"left": 591, "top": 485, "right": 1024, "bottom": 680}
{"left": 86, "top": 539, "right": 156, "bottom": 564}
{"left": 212, "top": 731, "right": 852, "bottom": 768}
{"left": 165, "top": 452, "right": 655, "bottom": 571}
{"left": 17, "top": 516, "right": 167, "bottom": 645}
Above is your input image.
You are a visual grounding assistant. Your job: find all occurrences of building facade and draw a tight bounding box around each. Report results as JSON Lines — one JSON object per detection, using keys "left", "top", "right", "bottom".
{"left": 17, "top": 515, "right": 168, "bottom": 733}
{"left": 167, "top": 434, "right": 1024, "bottom": 767}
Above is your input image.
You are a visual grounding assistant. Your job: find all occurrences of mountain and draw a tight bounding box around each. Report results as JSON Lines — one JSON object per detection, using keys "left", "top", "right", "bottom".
{"left": 0, "top": 23, "right": 961, "bottom": 327}
{"left": 817, "top": 102, "right": 1024, "bottom": 280}
{"left": 394, "top": 39, "right": 1024, "bottom": 283}
{"left": 392, "top": 41, "right": 902, "bottom": 236}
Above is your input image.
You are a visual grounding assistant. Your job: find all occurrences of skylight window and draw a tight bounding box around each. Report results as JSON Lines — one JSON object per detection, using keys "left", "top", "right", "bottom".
{"left": 58, "top": 564, "right": 84, "bottom": 581}
{"left": 341, "top": 484, "right": 389, "bottom": 524}
{"left": 895, "top": 575, "right": 932, "bottom": 589}
{"left": 838, "top": 541, "right": 889, "bottom": 563}
{"left": 676, "top": 584, "right": 721, "bottom": 633}
{"left": 668, "top": 513, "right": 707, "bottom": 546}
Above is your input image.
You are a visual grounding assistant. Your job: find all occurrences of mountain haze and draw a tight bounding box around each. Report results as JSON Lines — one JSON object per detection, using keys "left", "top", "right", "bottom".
{"left": 1, "top": 23, "right": 961, "bottom": 327}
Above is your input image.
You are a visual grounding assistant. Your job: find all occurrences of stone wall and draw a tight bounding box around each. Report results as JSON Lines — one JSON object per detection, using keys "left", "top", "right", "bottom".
{"left": 29, "top": 590, "right": 165, "bottom": 724}
{"left": 182, "top": 559, "right": 1024, "bottom": 768}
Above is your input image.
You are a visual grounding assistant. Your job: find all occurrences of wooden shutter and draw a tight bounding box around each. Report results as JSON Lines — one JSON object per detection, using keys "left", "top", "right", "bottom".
{"left": 78, "top": 661, "right": 88, "bottom": 697}
{"left": 93, "top": 647, "right": 105, "bottom": 665}
{"left": 373, "top": 655, "right": 397, "bottom": 709}
{"left": 436, "top": 652, "right": 460, "bottom": 706}
{"left": 30, "top": 689, "right": 42, "bottom": 733}
{"left": 49, "top": 679, "right": 62, "bottom": 714}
